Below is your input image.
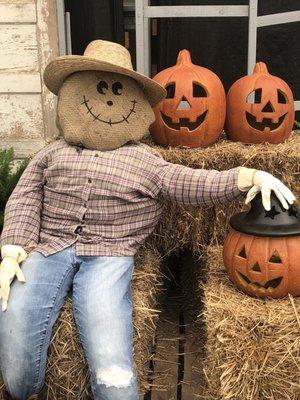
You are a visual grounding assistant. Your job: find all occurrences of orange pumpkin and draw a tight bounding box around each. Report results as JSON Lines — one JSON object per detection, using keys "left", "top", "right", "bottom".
{"left": 226, "top": 62, "right": 295, "bottom": 144}
{"left": 223, "top": 230, "right": 300, "bottom": 298}
{"left": 223, "top": 194, "right": 300, "bottom": 299}
{"left": 149, "top": 49, "right": 226, "bottom": 148}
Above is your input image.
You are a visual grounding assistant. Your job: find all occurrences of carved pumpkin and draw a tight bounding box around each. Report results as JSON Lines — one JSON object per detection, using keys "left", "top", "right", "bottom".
{"left": 223, "top": 194, "right": 300, "bottom": 298}
{"left": 226, "top": 62, "right": 295, "bottom": 144}
{"left": 149, "top": 49, "right": 226, "bottom": 148}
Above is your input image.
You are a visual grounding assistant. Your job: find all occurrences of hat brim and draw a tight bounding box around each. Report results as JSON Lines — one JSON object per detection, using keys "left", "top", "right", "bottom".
{"left": 230, "top": 212, "right": 300, "bottom": 237}
{"left": 43, "top": 56, "right": 166, "bottom": 106}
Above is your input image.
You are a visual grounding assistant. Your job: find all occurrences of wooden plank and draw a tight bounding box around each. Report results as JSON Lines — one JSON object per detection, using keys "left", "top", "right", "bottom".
{"left": 135, "top": 0, "right": 151, "bottom": 76}
{"left": 56, "top": 0, "right": 67, "bottom": 55}
{"left": 0, "top": 3, "right": 36, "bottom": 23}
{"left": 295, "top": 100, "right": 300, "bottom": 111}
{"left": 145, "top": 5, "right": 249, "bottom": 18}
{"left": 181, "top": 317, "right": 205, "bottom": 399}
{"left": 65, "top": 11, "right": 72, "bottom": 55}
{"left": 36, "top": 0, "right": 60, "bottom": 140}
{"left": 0, "top": 24, "right": 38, "bottom": 72}
{"left": 0, "top": 73, "right": 41, "bottom": 93}
{"left": 247, "top": 0, "right": 258, "bottom": 75}
{"left": 180, "top": 252, "right": 205, "bottom": 400}
{"left": 151, "top": 295, "right": 180, "bottom": 400}
{"left": 257, "top": 10, "right": 300, "bottom": 27}
{"left": 0, "top": 94, "right": 44, "bottom": 139}
{"left": 1, "top": 138, "right": 46, "bottom": 159}
{"left": 0, "top": 0, "right": 34, "bottom": 3}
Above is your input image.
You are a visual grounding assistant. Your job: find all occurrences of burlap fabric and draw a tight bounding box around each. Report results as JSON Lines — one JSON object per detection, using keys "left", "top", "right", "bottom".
{"left": 57, "top": 71, "right": 155, "bottom": 151}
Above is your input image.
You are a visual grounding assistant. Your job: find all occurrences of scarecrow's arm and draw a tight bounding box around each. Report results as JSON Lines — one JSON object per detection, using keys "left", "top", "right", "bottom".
{"left": 0, "top": 147, "right": 49, "bottom": 253}
{"left": 158, "top": 161, "right": 246, "bottom": 207}
{"left": 157, "top": 158, "right": 295, "bottom": 210}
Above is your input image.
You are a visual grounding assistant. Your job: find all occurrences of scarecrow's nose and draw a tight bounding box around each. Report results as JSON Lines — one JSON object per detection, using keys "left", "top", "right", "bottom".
{"left": 107, "top": 100, "right": 113, "bottom": 106}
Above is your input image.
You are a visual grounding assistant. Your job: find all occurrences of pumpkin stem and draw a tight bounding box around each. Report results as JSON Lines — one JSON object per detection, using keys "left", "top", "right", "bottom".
{"left": 253, "top": 62, "right": 269, "bottom": 75}
{"left": 176, "top": 49, "right": 192, "bottom": 66}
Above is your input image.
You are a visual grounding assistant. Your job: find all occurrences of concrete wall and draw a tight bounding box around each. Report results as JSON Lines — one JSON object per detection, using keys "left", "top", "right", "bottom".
{"left": 0, "top": 0, "right": 59, "bottom": 159}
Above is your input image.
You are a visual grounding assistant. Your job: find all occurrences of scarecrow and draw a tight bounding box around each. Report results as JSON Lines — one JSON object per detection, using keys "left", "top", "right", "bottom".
{"left": 0, "top": 40, "right": 295, "bottom": 400}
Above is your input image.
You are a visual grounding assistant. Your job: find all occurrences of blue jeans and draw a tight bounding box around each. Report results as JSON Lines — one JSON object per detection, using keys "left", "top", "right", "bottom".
{"left": 0, "top": 246, "right": 138, "bottom": 400}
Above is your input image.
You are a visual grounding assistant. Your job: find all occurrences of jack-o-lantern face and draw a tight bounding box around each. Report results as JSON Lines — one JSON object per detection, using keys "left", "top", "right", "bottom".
{"left": 223, "top": 229, "right": 300, "bottom": 299}
{"left": 161, "top": 81, "right": 208, "bottom": 132}
{"left": 150, "top": 50, "right": 226, "bottom": 148}
{"left": 226, "top": 62, "right": 294, "bottom": 144}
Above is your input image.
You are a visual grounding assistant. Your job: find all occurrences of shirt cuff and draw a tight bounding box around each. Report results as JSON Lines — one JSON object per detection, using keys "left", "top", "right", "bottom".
{"left": 237, "top": 167, "right": 257, "bottom": 192}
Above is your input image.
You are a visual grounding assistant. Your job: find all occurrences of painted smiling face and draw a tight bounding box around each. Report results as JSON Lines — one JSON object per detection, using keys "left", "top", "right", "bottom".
{"left": 226, "top": 62, "right": 295, "bottom": 144}
{"left": 149, "top": 50, "right": 226, "bottom": 148}
{"left": 57, "top": 71, "right": 155, "bottom": 151}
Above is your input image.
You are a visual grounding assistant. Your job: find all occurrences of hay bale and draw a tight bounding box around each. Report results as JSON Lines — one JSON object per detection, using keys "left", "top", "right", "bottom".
{"left": 145, "top": 133, "right": 300, "bottom": 250}
{"left": 151, "top": 202, "right": 215, "bottom": 257}
{"left": 212, "top": 197, "right": 247, "bottom": 245}
{"left": 147, "top": 133, "right": 299, "bottom": 177}
{"left": 199, "top": 245, "right": 300, "bottom": 400}
{"left": 0, "top": 244, "right": 163, "bottom": 399}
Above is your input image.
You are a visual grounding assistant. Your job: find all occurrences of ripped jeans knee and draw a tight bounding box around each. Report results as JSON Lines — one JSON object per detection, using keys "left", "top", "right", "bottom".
{"left": 92, "top": 364, "right": 138, "bottom": 399}
{"left": 96, "top": 365, "right": 134, "bottom": 389}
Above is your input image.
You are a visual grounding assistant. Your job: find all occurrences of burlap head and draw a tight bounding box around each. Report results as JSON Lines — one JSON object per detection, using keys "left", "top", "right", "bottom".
{"left": 57, "top": 71, "right": 155, "bottom": 151}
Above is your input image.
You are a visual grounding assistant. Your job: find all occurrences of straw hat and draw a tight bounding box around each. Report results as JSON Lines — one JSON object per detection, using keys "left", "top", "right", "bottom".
{"left": 44, "top": 40, "right": 166, "bottom": 106}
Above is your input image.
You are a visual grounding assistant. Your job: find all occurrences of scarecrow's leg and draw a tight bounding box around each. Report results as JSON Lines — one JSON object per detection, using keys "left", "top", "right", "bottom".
{"left": 72, "top": 255, "right": 138, "bottom": 400}
{"left": 0, "top": 248, "right": 75, "bottom": 400}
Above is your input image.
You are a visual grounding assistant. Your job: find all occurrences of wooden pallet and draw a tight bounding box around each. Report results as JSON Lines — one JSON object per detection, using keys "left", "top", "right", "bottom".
{"left": 150, "top": 293, "right": 181, "bottom": 400}
{"left": 148, "top": 255, "right": 204, "bottom": 400}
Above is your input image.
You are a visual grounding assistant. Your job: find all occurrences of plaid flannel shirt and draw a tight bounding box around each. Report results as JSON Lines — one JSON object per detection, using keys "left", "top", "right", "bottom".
{"left": 0, "top": 139, "right": 242, "bottom": 256}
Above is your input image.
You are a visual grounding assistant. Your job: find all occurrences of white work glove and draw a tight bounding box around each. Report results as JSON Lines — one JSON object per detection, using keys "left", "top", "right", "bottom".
{"left": 237, "top": 167, "right": 295, "bottom": 211}
{"left": 0, "top": 245, "right": 27, "bottom": 311}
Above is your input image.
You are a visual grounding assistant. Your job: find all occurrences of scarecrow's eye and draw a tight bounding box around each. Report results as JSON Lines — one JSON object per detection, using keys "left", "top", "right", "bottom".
{"left": 112, "top": 82, "right": 123, "bottom": 95}
{"left": 97, "top": 80, "right": 108, "bottom": 95}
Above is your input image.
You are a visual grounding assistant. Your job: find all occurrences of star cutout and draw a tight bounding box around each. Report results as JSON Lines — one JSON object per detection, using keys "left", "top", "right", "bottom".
{"left": 288, "top": 206, "right": 298, "bottom": 218}
{"left": 265, "top": 206, "right": 280, "bottom": 220}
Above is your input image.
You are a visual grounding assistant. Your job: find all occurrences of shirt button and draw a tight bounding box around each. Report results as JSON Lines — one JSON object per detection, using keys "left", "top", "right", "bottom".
{"left": 76, "top": 143, "right": 84, "bottom": 153}
{"left": 95, "top": 153, "right": 99, "bottom": 157}
{"left": 88, "top": 178, "right": 92, "bottom": 183}
{"left": 74, "top": 226, "right": 83, "bottom": 234}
